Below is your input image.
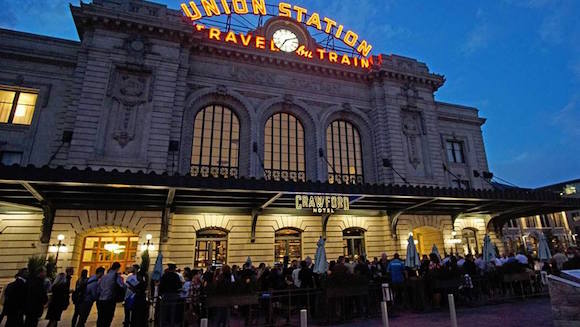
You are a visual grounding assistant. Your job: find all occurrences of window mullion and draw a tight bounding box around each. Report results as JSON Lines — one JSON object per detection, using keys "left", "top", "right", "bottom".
{"left": 7, "top": 91, "right": 20, "bottom": 124}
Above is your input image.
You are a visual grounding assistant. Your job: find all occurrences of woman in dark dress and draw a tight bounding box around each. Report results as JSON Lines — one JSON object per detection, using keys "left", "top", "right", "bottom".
{"left": 45, "top": 273, "right": 70, "bottom": 327}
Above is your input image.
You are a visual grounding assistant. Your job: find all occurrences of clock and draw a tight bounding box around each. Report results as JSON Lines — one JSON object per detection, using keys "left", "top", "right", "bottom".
{"left": 272, "top": 29, "right": 299, "bottom": 53}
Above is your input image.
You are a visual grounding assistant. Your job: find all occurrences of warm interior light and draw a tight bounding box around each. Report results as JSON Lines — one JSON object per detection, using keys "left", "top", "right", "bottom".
{"left": 104, "top": 243, "right": 125, "bottom": 253}
{"left": 57, "top": 234, "right": 65, "bottom": 241}
{"left": 146, "top": 234, "right": 152, "bottom": 240}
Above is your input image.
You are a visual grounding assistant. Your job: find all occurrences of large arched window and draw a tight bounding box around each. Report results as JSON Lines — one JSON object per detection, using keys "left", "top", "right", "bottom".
{"left": 326, "top": 120, "right": 363, "bottom": 184}
{"left": 274, "top": 228, "right": 302, "bottom": 263}
{"left": 191, "top": 105, "right": 239, "bottom": 178}
{"left": 194, "top": 228, "right": 228, "bottom": 268}
{"left": 343, "top": 227, "right": 366, "bottom": 259}
{"left": 264, "top": 113, "right": 305, "bottom": 182}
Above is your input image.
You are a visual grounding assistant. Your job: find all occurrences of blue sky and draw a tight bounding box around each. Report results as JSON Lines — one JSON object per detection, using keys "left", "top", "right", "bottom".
{"left": 0, "top": 0, "right": 578, "bottom": 188}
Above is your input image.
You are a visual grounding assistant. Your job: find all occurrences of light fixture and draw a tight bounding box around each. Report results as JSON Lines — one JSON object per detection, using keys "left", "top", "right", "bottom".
{"left": 141, "top": 234, "right": 155, "bottom": 251}
{"left": 57, "top": 234, "right": 65, "bottom": 241}
{"left": 146, "top": 234, "right": 152, "bottom": 240}
{"left": 451, "top": 231, "right": 457, "bottom": 237}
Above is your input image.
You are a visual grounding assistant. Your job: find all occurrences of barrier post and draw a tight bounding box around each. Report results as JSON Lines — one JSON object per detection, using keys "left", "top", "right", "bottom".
{"left": 448, "top": 294, "right": 458, "bottom": 327}
{"left": 381, "top": 301, "right": 389, "bottom": 327}
{"left": 200, "top": 318, "right": 208, "bottom": 327}
{"left": 300, "top": 309, "right": 307, "bottom": 327}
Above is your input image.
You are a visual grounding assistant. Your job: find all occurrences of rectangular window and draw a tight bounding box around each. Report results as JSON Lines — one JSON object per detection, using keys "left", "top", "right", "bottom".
{"left": 0, "top": 88, "right": 38, "bottom": 125}
{"left": 446, "top": 141, "right": 465, "bottom": 163}
{"left": 451, "top": 179, "right": 470, "bottom": 189}
{"left": 0, "top": 151, "right": 22, "bottom": 165}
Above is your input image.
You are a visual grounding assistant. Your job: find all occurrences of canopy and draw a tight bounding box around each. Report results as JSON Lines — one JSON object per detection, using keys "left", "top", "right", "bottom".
{"left": 313, "top": 236, "right": 328, "bottom": 274}
{"left": 405, "top": 234, "right": 420, "bottom": 268}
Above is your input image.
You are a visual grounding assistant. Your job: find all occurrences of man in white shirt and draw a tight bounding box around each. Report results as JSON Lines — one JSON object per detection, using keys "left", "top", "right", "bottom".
{"left": 292, "top": 263, "right": 301, "bottom": 288}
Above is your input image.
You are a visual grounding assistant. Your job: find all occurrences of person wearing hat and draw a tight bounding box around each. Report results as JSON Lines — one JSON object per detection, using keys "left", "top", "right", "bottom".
{"left": 159, "top": 262, "right": 183, "bottom": 326}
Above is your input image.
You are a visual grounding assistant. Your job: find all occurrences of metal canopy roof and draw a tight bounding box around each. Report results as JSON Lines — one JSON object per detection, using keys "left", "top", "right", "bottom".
{"left": 0, "top": 165, "right": 578, "bottom": 224}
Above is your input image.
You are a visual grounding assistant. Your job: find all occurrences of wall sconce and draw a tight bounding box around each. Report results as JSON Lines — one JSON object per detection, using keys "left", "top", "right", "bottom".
{"left": 141, "top": 233, "right": 155, "bottom": 251}
{"left": 48, "top": 234, "right": 67, "bottom": 265}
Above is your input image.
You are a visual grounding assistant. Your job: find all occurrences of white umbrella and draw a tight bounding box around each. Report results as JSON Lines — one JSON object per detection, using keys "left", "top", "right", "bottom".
{"left": 538, "top": 233, "right": 552, "bottom": 262}
{"left": 405, "top": 234, "right": 420, "bottom": 269}
{"left": 431, "top": 244, "right": 441, "bottom": 261}
{"left": 482, "top": 235, "right": 495, "bottom": 263}
{"left": 313, "top": 236, "right": 328, "bottom": 274}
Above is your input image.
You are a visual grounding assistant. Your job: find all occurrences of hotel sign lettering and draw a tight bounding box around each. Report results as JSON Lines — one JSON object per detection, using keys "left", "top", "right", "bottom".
{"left": 295, "top": 194, "right": 350, "bottom": 214}
{"left": 181, "top": 0, "right": 375, "bottom": 67}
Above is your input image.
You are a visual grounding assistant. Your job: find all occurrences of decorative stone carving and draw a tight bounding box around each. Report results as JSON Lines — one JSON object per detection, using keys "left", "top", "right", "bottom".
{"left": 401, "top": 82, "right": 419, "bottom": 107}
{"left": 106, "top": 68, "right": 153, "bottom": 149}
{"left": 401, "top": 110, "right": 430, "bottom": 177}
{"left": 123, "top": 35, "right": 150, "bottom": 65}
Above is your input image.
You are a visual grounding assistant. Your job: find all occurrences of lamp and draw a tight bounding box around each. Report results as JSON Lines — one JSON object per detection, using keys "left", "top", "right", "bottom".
{"left": 141, "top": 234, "right": 155, "bottom": 251}
{"left": 49, "top": 234, "right": 67, "bottom": 268}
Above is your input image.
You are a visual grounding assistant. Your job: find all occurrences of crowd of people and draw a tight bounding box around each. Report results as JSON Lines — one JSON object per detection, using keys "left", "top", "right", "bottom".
{"left": 0, "top": 245, "right": 579, "bottom": 326}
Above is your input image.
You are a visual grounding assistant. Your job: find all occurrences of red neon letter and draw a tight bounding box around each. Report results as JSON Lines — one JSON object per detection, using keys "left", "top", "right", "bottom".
{"left": 255, "top": 36, "right": 266, "bottom": 49}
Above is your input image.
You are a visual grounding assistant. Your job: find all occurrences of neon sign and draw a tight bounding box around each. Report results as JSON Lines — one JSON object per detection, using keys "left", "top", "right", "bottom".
{"left": 195, "top": 25, "right": 374, "bottom": 69}
{"left": 180, "top": 0, "right": 373, "bottom": 58}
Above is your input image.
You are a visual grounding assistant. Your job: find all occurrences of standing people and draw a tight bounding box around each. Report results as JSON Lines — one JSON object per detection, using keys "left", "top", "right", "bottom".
{"left": 159, "top": 263, "right": 183, "bottom": 327}
{"left": 76, "top": 267, "right": 105, "bottom": 327}
{"left": 71, "top": 269, "right": 88, "bottom": 327}
{"left": 3, "top": 268, "right": 28, "bottom": 327}
{"left": 123, "top": 264, "right": 140, "bottom": 327}
{"left": 24, "top": 267, "right": 48, "bottom": 327}
{"left": 129, "top": 270, "right": 149, "bottom": 327}
{"left": 45, "top": 270, "right": 72, "bottom": 327}
{"left": 96, "top": 262, "right": 125, "bottom": 327}
{"left": 387, "top": 253, "right": 405, "bottom": 308}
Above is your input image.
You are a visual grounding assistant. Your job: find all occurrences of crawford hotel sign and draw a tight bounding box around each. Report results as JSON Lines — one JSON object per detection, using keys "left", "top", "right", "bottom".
{"left": 180, "top": 0, "right": 377, "bottom": 68}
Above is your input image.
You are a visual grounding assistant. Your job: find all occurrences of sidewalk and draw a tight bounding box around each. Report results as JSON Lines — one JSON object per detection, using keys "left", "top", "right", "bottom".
{"left": 50, "top": 297, "right": 552, "bottom": 327}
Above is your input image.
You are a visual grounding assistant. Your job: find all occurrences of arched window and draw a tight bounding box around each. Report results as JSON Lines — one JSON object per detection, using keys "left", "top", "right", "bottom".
{"left": 343, "top": 228, "right": 365, "bottom": 259}
{"left": 461, "top": 228, "right": 478, "bottom": 255}
{"left": 264, "top": 113, "right": 305, "bottom": 182}
{"left": 195, "top": 228, "right": 228, "bottom": 268}
{"left": 191, "top": 105, "right": 239, "bottom": 178}
{"left": 326, "top": 120, "right": 363, "bottom": 184}
{"left": 274, "top": 228, "right": 302, "bottom": 263}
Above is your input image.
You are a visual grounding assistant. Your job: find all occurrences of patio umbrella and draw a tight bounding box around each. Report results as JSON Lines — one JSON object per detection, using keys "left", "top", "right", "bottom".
{"left": 431, "top": 244, "right": 441, "bottom": 261}
{"left": 405, "top": 234, "right": 420, "bottom": 269}
{"left": 151, "top": 251, "right": 163, "bottom": 282}
{"left": 538, "top": 233, "right": 552, "bottom": 262}
{"left": 245, "top": 256, "right": 252, "bottom": 267}
{"left": 313, "top": 236, "right": 328, "bottom": 274}
{"left": 482, "top": 235, "right": 496, "bottom": 263}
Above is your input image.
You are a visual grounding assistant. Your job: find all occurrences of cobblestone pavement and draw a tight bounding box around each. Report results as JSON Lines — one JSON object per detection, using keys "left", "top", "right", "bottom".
{"left": 47, "top": 297, "right": 553, "bottom": 326}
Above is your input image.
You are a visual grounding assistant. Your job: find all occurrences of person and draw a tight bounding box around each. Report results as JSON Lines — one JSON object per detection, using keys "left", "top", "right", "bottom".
{"left": 213, "top": 265, "right": 233, "bottom": 327}
{"left": 563, "top": 247, "right": 580, "bottom": 270}
{"left": 24, "top": 267, "right": 48, "bottom": 327}
{"left": 386, "top": 253, "right": 405, "bottom": 307}
{"left": 552, "top": 249, "right": 568, "bottom": 272}
{"left": 75, "top": 267, "right": 105, "bottom": 327}
{"left": 3, "top": 268, "right": 27, "bottom": 327}
{"left": 123, "top": 264, "right": 140, "bottom": 327}
{"left": 71, "top": 269, "right": 88, "bottom": 327}
{"left": 291, "top": 262, "right": 301, "bottom": 288}
{"left": 159, "top": 263, "right": 183, "bottom": 327}
{"left": 45, "top": 270, "right": 72, "bottom": 327}
{"left": 97, "top": 262, "right": 125, "bottom": 327}
{"left": 130, "top": 270, "right": 149, "bottom": 327}
{"left": 298, "top": 260, "right": 314, "bottom": 289}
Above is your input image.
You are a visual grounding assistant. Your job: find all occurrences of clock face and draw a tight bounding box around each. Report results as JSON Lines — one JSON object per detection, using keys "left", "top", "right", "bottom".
{"left": 272, "top": 29, "right": 299, "bottom": 53}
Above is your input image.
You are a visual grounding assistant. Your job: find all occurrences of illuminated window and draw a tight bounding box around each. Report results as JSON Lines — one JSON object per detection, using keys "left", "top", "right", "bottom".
{"left": 79, "top": 234, "right": 139, "bottom": 275}
{"left": 326, "top": 120, "right": 363, "bottom": 184}
{"left": 461, "top": 228, "right": 478, "bottom": 255}
{"left": 195, "top": 228, "right": 228, "bottom": 268}
{"left": 191, "top": 105, "right": 239, "bottom": 178}
{"left": 343, "top": 228, "right": 365, "bottom": 259}
{"left": 264, "top": 113, "right": 305, "bottom": 182}
{"left": 0, "top": 88, "right": 37, "bottom": 125}
{"left": 446, "top": 141, "right": 465, "bottom": 164}
{"left": 274, "top": 228, "right": 302, "bottom": 263}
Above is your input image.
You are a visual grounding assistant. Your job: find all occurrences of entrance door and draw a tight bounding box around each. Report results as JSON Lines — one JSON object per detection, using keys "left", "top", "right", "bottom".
{"left": 80, "top": 234, "right": 139, "bottom": 275}
{"left": 194, "top": 228, "right": 228, "bottom": 268}
{"left": 413, "top": 226, "right": 445, "bottom": 257}
{"left": 343, "top": 228, "right": 366, "bottom": 259}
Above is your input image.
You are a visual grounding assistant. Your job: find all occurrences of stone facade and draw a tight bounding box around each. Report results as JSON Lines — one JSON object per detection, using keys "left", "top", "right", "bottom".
{"left": 548, "top": 275, "right": 580, "bottom": 327}
{"left": 0, "top": 0, "right": 506, "bottom": 280}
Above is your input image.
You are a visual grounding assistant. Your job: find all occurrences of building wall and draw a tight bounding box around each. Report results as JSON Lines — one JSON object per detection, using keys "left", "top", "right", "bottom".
{"left": 0, "top": 213, "right": 44, "bottom": 280}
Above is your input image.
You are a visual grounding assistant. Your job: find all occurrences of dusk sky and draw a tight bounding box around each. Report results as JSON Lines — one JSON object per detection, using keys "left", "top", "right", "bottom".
{"left": 0, "top": 0, "right": 578, "bottom": 188}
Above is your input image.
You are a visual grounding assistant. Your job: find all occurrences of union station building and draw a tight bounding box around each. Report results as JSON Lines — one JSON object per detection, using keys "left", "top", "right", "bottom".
{"left": 0, "top": 0, "right": 578, "bottom": 282}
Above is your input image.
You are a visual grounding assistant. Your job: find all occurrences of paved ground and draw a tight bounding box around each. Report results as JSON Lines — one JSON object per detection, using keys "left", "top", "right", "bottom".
{"left": 36, "top": 297, "right": 553, "bottom": 326}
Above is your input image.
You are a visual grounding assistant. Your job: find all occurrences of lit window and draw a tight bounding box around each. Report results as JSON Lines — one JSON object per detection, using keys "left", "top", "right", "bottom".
{"left": 274, "top": 228, "right": 302, "bottom": 263}
{"left": 326, "top": 120, "right": 363, "bottom": 184}
{"left": 0, "top": 89, "right": 37, "bottom": 125}
{"left": 191, "top": 105, "right": 239, "bottom": 178}
{"left": 264, "top": 113, "right": 305, "bottom": 182}
{"left": 195, "top": 228, "right": 228, "bottom": 268}
{"left": 343, "top": 228, "right": 365, "bottom": 259}
{"left": 446, "top": 141, "right": 465, "bottom": 163}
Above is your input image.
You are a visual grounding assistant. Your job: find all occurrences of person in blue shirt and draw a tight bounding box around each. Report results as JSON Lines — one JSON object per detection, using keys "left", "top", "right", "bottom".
{"left": 75, "top": 267, "right": 105, "bottom": 327}
{"left": 387, "top": 253, "right": 406, "bottom": 307}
